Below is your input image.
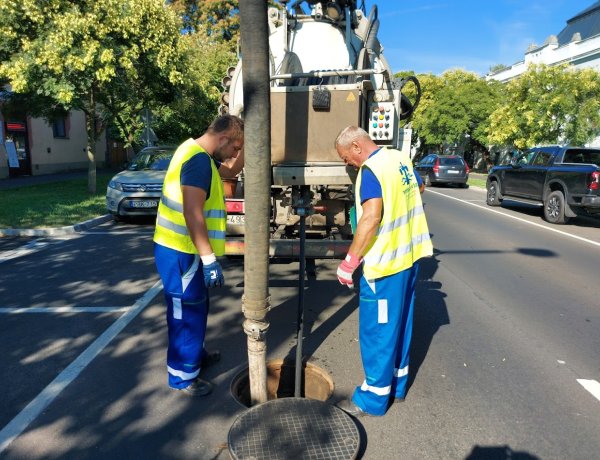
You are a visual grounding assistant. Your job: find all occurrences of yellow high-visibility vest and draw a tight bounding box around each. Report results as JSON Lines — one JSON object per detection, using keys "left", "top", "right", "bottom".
{"left": 153, "top": 139, "right": 226, "bottom": 255}
{"left": 356, "top": 147, "right": 432, "bottom": 279}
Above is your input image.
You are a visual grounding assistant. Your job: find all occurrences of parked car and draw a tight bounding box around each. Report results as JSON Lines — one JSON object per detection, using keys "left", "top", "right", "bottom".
{"left": 486, "top": 146, "right": 600, "bottom": 224}
{"left": 414, "top": 154, "right": 470, "bottom": 187}
{"left": 106, "top": 146, "right": 175, "bottom": 219}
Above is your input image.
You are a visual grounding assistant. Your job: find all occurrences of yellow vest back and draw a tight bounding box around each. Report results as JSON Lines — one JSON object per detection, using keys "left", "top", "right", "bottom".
{"left": 356, "top": 147, "right": 433, "bottom": 279}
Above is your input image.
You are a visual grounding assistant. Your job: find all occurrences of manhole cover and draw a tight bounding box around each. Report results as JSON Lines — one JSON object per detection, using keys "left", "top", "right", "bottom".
{"left": 228, "top": 398, "right": 360, "bottom": 460}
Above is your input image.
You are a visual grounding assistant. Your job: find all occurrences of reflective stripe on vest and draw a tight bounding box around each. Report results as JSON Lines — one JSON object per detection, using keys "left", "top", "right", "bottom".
{"left": 161, "top": 196, "right": 226, "bottom": 220}
{"left": 153, "top": 138, "right": 226, "bottom": 255}
{"left": 356, "top": 147, "right": 433, "bottom": 279}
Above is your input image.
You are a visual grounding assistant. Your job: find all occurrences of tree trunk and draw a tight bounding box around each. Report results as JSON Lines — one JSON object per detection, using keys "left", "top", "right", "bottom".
{"left": 85, "top": 89, "right": 98, "bottom": 194}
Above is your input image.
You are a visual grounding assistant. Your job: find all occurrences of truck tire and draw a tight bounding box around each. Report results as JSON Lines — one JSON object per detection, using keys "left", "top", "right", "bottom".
{"left": 486, "top": 180, "right": 501, "bottom": 206}
{"left": 544, "top": 190, "right": 570, "bottom": 224}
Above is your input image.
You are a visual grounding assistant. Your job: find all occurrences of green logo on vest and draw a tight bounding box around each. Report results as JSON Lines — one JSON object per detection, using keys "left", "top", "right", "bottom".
{"left": 399, "top": 162, "right": 413, "bottom": 186}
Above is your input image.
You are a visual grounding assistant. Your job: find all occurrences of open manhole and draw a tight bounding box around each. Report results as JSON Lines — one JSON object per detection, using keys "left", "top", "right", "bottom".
{"left": 230, "top": 359, "right": 334, "bottom": 407}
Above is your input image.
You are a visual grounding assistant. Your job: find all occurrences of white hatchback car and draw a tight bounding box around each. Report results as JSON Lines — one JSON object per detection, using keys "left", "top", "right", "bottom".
{"left": 106, "top": 146, "right": 175, "bottom": 219}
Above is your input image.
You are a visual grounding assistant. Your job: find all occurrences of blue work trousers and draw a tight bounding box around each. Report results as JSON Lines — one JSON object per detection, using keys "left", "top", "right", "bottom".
{"left": 154, "top": 243, "right": 210, "bottom": 389}
{"left": 352, "top": 263, "right": 419, "bottom": 415}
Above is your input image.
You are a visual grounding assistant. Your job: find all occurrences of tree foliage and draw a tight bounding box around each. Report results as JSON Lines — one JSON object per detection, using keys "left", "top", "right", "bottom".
{"left": 488, "top": 64, "right": 600, "bottom": 148}
{"left": 152, "top": 29, "right": 237, "bottom": 142}
{"left": 169, "top": 0, "right": 240, "bottom": 46}
{"left": 489, "top": 63, "right": 509, "bottom": 74}
{"left": 410, "top": 70, "right": 502, "bottom": 154}
{"left": 0, "top": 0, "right": 186, "bottom": 192}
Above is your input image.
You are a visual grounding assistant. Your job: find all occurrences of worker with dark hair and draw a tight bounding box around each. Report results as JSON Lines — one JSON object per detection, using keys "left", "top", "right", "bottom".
{"left": 154, "top": 115, "right": 244, "bottom": 396}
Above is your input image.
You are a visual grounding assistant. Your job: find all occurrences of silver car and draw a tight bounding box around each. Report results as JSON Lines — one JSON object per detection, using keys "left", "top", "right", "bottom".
{"left": 106, "top": 146, "right": 175, "bottom": 219}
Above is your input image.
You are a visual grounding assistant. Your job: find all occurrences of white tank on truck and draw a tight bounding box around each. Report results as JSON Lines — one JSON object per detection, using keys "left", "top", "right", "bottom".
{"left": 222, "top": 0, "right": 420, "bottom": 257}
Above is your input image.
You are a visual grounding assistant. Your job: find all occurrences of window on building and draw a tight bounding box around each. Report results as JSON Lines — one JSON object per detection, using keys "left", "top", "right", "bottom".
{"left": 52, "top": 117, "right": 68, "bottom": 138}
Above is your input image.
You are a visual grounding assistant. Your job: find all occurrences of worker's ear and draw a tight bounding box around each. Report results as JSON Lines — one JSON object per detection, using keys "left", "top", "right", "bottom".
{"left": 217, "top": 133, "right": 230, "bottom": 149}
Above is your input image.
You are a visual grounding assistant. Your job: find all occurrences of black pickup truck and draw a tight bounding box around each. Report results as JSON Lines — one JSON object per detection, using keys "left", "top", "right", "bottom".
{"left": 486, "top": 146, "right": 600, "bottom": 224}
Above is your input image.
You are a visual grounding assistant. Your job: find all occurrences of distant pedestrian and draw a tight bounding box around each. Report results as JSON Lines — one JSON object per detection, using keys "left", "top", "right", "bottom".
{"left": 334, "top": 126, "right": 433, "bottom": 416}
{"left": 153, "top": 115, "right": 244, "bottom": 396}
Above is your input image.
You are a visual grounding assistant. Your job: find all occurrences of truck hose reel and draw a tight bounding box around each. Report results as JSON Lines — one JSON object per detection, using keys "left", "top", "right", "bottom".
{"left": 397, "top": 75, "right": 422, "bottom": 120}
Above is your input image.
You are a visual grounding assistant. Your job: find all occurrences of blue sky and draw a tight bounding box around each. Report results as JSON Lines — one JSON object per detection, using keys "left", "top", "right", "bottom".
{"left": 373, "top": 0, "right": 596, "bottom": 75}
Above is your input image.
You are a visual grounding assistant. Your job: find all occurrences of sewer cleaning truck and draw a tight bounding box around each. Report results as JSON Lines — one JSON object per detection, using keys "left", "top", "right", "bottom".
{"left": 221, "top": 0, "right": 420, "bottom": 257}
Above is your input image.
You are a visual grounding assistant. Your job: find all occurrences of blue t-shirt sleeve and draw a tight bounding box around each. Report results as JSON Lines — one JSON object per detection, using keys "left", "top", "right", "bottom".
{"left": 360, "top": 166, "right": 382, "bottom": 203}
{"left": 414, "top": 169, "right": 423, "bottom": 186}
{"left": 180, "top": 154, "right": 213, "bottom": 197}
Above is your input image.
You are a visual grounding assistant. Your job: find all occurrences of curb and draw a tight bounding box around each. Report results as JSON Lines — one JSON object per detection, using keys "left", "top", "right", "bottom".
{"left": 0, "top": 214, "right": 112, "bottom": 237}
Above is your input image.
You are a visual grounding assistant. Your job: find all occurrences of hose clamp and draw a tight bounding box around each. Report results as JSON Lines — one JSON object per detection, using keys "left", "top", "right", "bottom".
{"left": 242, "top": 294, "right": 272, "bottom": 321}
{"left": 243, "top": 319, "right": 270, "bottom": 341}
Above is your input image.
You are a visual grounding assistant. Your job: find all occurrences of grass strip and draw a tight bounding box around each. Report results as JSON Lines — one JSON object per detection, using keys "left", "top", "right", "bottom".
{"left": 468, "top": 176, "right": 487, "bottom": 188}
{"left": 0, "top": 174, "right": 113, "bottom": 228}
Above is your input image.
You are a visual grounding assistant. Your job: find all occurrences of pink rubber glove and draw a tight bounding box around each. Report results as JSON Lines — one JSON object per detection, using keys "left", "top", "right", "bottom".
{"left": 337, "top": 253, "right": 361, "bottom": 288}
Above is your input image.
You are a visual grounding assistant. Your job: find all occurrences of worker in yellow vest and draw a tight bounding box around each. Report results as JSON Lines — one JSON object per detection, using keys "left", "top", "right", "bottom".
{"left": 334, "top": 126, "right": 433, "bottom": 417}
{"left": 154, "top": 115, "right": 244, "bottom": 396}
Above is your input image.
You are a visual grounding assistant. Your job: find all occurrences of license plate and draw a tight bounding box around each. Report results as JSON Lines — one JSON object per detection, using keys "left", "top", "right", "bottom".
{"left": 447, "top": 170, "right": 460, "bottom": 174}
{"left": 130, "top": 200, "right": 158, "bottom": 208}
{"left": 227, "top": 214, "right": 245, "bottom": 225}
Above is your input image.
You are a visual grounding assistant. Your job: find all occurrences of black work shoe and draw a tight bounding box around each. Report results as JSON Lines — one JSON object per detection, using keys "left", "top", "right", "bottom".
{"left": 179, "top": 378, "right": 213, "bottom": 397}
{"left": 201, "top": 349, "right": 221, "bottom": 368}
{"left": 335, "top": 399, "right": 373, "bottom": 418}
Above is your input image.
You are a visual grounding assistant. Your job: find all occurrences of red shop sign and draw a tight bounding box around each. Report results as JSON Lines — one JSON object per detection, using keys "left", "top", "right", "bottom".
{"left": 7, "top": 122, "right": 26, "bottom": 131}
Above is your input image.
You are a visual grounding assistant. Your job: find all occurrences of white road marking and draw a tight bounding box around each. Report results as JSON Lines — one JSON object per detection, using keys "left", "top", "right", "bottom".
{"left": 0, "top": 239, "right": 49, "bottom": 264}
{"left": 84, "top": 230, "right": 155, "bottom": 235}
{"left": 0, "top": 307, "right": 130, "bottom": 314}
{"left": 0, "top": 280, "right": 163, "bottom": 454}
{"left": 0, "top": 237, "right": 75, "bottom": 264}
{"left": 426, "top": 189, "right": 600, "bottom": 248}
{"left": 577, "top": 379, "right": 600, "bottom": 402}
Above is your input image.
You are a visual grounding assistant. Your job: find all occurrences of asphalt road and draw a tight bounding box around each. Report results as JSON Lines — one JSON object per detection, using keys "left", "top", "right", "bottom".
{"left": 0, "top": 188, "right": 598, "bottom": 459}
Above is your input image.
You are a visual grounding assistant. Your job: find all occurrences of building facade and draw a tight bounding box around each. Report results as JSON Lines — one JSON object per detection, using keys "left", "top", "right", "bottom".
{"left": 487, "top": 2, "right": 600, "bottom": 83}
{"left": 0, "top": 110, "right": 107, "bottom": 179}
{"left": 486, "top": 2, "right": 600, "bottom": 148}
